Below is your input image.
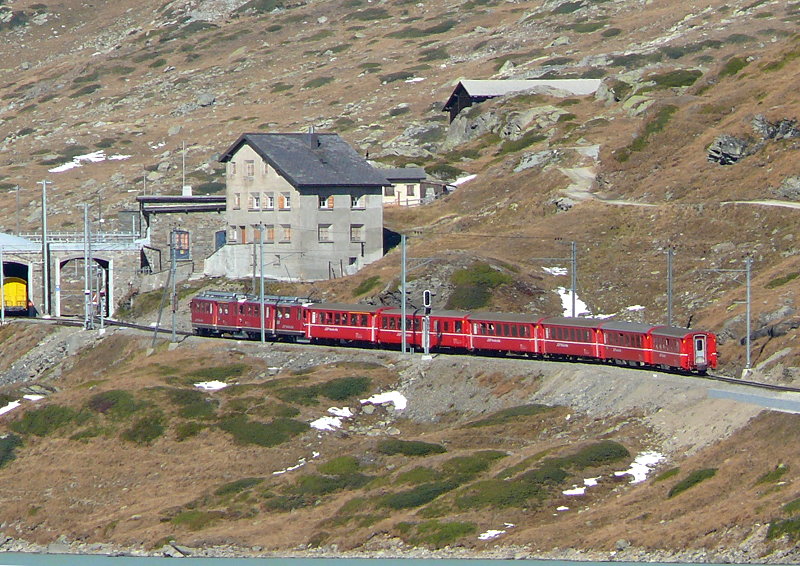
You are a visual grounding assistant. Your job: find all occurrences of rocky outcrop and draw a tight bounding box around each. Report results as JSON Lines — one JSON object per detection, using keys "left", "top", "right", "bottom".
{"left": 707, "top": 134, "right": 757, "bottom": 165}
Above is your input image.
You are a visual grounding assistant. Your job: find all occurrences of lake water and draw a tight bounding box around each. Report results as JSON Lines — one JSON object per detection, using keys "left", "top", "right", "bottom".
{"left": 0, "top": 556, "right": 758, "bottom": 566}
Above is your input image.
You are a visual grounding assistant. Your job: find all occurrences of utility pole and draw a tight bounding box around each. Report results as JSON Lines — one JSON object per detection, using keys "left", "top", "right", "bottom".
{"left": 39, "top": 180, "right": 52, "bottom": 316}
{"left": 666, "top": 247, "right": 674, "bottom": 326}
{"left": 82, "top": 204, "right": 93, "bottom": 330}
{"left": 401, "top": 234, "right": 407, "bottom": 354}
{"left": 703, "top": 257, "right": 752, "bottom": 374}
{"left": 170, "top": 229, "right": 177, "bottom": 343}
{"left": 570, "top": 241, "right": 577, "bottom": 318}
{"left": 14, "top": 185, "right": 19, "bottom": 235}
{"left": 259, "top": 223, "right": 265, "bottom": 343}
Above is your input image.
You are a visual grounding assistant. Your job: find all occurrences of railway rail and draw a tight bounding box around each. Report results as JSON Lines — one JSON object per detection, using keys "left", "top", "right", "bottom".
{"left": 11, "top": 315, "right": 800, "bottom": 396}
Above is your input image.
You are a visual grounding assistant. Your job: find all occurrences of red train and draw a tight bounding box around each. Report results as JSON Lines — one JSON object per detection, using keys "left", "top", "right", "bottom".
{"left": 189, "top": 291, "right": 717, "bottom": 374}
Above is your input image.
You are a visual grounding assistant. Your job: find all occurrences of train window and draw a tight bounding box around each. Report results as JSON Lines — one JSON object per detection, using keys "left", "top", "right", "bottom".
{"left": 455, "top": 321, "right": 462, "bottom": 333}
{"left": 360, "top": 314, "right": 368, "bottom": 326}
{"left": 502, "top": 324, "right": 509, "bottom": 336}
{"left": 511, "top": 325, "right": 518, "bottom": 337}
{"left": 333, "top": 313, "right": 340, "bottom": 325}
{"left": 349, "top": 313, "right": 357, "bottom": 326}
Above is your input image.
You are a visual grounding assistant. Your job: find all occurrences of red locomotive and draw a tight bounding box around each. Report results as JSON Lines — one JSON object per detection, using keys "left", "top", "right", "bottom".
{"left": 189, "top": 292, "right": 717, "bottom": 374}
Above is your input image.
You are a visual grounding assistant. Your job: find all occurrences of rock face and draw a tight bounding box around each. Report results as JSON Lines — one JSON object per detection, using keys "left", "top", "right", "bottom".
{"left": 752, "top": 114, "right": 800, "bottom": 140}
{"left": 707, "top": 134, "right": 756, "bottom": 165}
{"left": 773, "top": 176, "right": 800, "bottom": 200}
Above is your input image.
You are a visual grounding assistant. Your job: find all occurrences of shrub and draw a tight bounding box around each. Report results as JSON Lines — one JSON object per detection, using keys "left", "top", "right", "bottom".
{"left": 166, "top": 388, "right": 218, "bottom": 419}
{"left": 295, "top": 473, "right": 372, "bottom": 495}
{"left": 87, "top": 390, "right": 141, "bottom": 419}
{"left": 69, "top": 84, "right": 101, "bottom": 98}
{"left": 171, "top": 510, "right": 224, "bottom": 530}
{"left": 381, "top": 481, "right": 458, "bottom": 509}
{"left": 10, "top": 405, "right": 87, "bottom": 436}
{"left": 616, "top": 105, "right": 678, "bottom": 161}
{"left": 121, "top": 413, "right": 165, "bottom": 444}
{"left": 426, "top": 163, "right": 462, "bottom": 182}
{"left": 766, "top": 272, "right": 799, "bottom": 289}
{"left": 566, "top": 440, "right": 630, "bottom": 469}
{"left": 648, "top": 69, "right": 702, "bottom": 89}
{"left": 497, "top": 130, "right": 547, "bottom": 156}
{"left": 768, "top": 517, "right": 800, "bottom": 541}
{"left": 414, "top": 520, "right": 477, "bottom": 548}
{"left": 189, "top": 364, "right": 248, "bottom": 381}
{"left": 447, "top": 262, "right": 513, "bottom": 310}
{"left": 519, "top": 463, "right": 568, "bottom": 485}
{"left": 756, "top": 464, "right": 788, "bottom": 485}
{"left": 0, "top": 434, "right": 22, "bottom": 468}
{"left": 319, "top": 376, "right": 371, "bottom": 401}
{"left": 654, "top": 467, "right": 680, "bottom": 482}
{"left": 346, "top": 7, "right": 390, "bottom": 20}
{"left": 302, "top": 76, "right": 334, "bottom": 89}
{"left": 602, "top": 27, "right": 621, "bottom": 37}
{"left": 396, "top": 466, "right": 438, "bottom": 485}
{"left": 551, "top": 1, "right": 583, "bottom": 14}
{"left": 262, "top": 493, "right": 310, "bottom": 511}
{"left": 441, "top": 451, "right": 506, "bottom": 481}
{"left": 720, "top": 56, "right": 749, "bottom": 77}
{"left": 353, "top": 275, "right": 381, "bottom": 296}
{"left": 380, "top": 71, "right": 415, "bottom": 83}
{"left": 218, "top": 415, "right": 307, "bottom": 447}
{"left": 668, "top": 468, "right": 717, "bottom": 498}
{"left": 467, "top": 404, "right": 552, "bottom": 427}
{"left": 215, "top": 477, "right": 264, "bottom": 496}
{"left": 456, "top": 479, "right": 543, "bottom": 509}
{"left": 175, "top": 421, "right": 205, "bottom": 441}
{"left": 783, "top": 497, "right": 800, "bottom": 515}
{"left": 377, "top": 438, "right": 447, "bottom": 456}
{"left": 318, "top": 456, "right": 360, "bottom": 475}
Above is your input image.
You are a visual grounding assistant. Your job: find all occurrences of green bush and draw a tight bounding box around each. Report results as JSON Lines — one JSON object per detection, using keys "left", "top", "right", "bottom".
{"left": 396, "top": 466, "right": 438, "bottom": 485}
{"left": 318, "top": 456, "right": 360, "bottom": 475}
{"left": 654, "top": 467, "right": 680, "bottom": 482}
{"left": 720, "top": 56, "right": 749, "bottom": 77}
{"left": 346, "top": 7, "right": 390, "bottom": 20}
{"left": 87, "top": 390, "right": 141, "bottom": 419}
{"left": 783, "top": 497, "right": 800, "bottom": 515}
{"left": 467, "top": 404, "right": 552, "bottom": 427}
{"left": 319, "top": 376, "right": 371, "bottom": 401}
{"left": 302, "top": 76, "right": 334, "bottom": 89}
{"left": 121, "top": 413, "right": 165, "bottom": 444}
{"left": 189, "top": 364, "right": 248, "bottom": 382}
{"left": 648, "top": 69, "right": 703, "bottom": 89}
{"left": 617, "top": 105, "right": 678, "bottom": 161}
{"left": 756, "top": 464, "right": 788, "bottom": 485}
{"left": 171, "top": 509, "right": 224, "bottom": 530}
{"left": 10, "top": 405, "right": 88, "bottom": 437}
{"left": 0, "top": 434, "right": 22, "bottom": 468}
{"left": 295, "top": 473, "right": 372, "bottom": 495}
{"left": 377, "top": 438, "right": 447, "bottom": 456}
{"left": 175, "top": 421, "right": 205, "bottom": 441}
{"left": 166, "top": 388, "right": 218, "bottom": 419}
{"left": 441, "top": 451, "right": 506, "bottom": 481}
{"left": 353, "top": 275, "right": 381, "bottom": 296}
{"left": 262, "top": 493, "right": 310, "bottom": 511}
{"left": 381, "top": 481, "right": 458, "bottom": 509}
{"left": 380, "top": 71, "right": 416, "bottom": 83}
{"left": 414, "top": 520, "right": 477, "bottom": 548}
{"left": 602, "top": 27, "right": 621, "bottom": 37}
{"left": 565, "top": 440, "right": 630, "bottom": 469}
{"left": 766, "top": 272, "right": 799, "bottom": 289}
{"left": 551, "top": 1, "right": 583, "bottom": 14}
{"left": 218, "top": 415, "right": 307, "bottom": 447}
{"left": 497, "top": 130, "right": 547, "bottom": 156}
{"left": 768, "top": 517, "right": 800, "bottom": 541}
{"left": 446, "top": 262, "right": 513, "bottom": 310}
{"left": 668, "top": 468, "right": 717, "bottom": 498}
{"left": 215, "top": 477, "right": 264, "bottom": 496}
{"left": 456, "top": 479, "right": 543, "bottom": 509}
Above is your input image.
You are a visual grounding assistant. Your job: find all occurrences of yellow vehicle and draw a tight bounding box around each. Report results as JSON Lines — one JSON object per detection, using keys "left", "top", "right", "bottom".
{"left": 2, "top": 277, "right": 29, "bottom": 313}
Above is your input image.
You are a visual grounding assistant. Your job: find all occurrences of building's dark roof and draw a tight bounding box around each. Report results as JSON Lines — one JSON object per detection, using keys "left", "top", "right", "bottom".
{"left": 219, "top": 133, "right": 390, "bottom": 190}
{"left": 379, "top": 167, "right": 427, "bottom": 183}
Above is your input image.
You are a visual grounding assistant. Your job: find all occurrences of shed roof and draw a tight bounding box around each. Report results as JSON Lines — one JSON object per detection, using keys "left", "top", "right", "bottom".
{"left": 219, "top": 133, "right": 390, "bottom": 190}
{"left": 443, "top": 79, "right": 602, "bottom": 111}
{"left": 379, "top": 167, "right": 427, "bottom": 182}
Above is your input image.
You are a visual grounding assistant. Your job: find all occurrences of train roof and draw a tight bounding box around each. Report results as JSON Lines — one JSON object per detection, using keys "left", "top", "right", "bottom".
{"left": 194, "top": 291, "right": 309, "bottom": 304}
{"left": 541, "top": 316, "right": 606, "bottom": 328}
{"left": 382, "top": 308, "right": 468, "bottom": 318}
{"left": 649, "top": 326, "right": 700, "bottom": 338}
{"left": 467, "top": 311, "right": 542, "bottom": 323}
{"left": 308, "top": 302, "right": 387, "bottom": 313}
{"left": 597, "top": 321, "right": 659, "bottom": 333}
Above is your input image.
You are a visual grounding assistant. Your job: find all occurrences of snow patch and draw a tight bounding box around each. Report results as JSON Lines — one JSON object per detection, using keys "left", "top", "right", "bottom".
{"left": 0, "top": 401, "right": 21, "bottom": 416}
{"left": 272, "top": 452, "right": 319, "bottom": 476}
{"left": 361, "top": 391, "right": 407, "bottom": 410}
{"left": 562, "top": 486, "right": 586, "bottom": 496}
{"left": 543, "top": 266, "right": 568, "bottom": 276}
{"left": 310, "top": 416, "right": 344, "bottom": 431}
{"left": 615, "top": 451, "right": 665, "bottom": 484}
{"left": 194, "top": 380, "right": 228, "bottom": 391}
{"left": 452, "top": 174, "right": 477, "bottom": 186}
{"left": 328, "top": 407, "right": 353, "bottom": 418}
{"left": 556, "top": 287, "right": 592, "bottom": 317}
{"left": 48, "top": 150, "right": 131, "bottom": 173}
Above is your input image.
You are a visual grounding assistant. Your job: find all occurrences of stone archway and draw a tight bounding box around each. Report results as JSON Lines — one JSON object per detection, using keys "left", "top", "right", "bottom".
{"left": 55, "top": 256, "right": 113, "bottom": 318}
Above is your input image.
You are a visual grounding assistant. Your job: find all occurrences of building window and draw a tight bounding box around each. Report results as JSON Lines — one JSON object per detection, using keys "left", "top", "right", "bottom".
{"left": 318, "top": 224, "right": 332, "bottom": 242}
{"left": 319, "top": 195, "right": 334, "bottom": 209}
{"left": 245, "top": 160, "right": 255, "bottom": 177}
{"left": 406, "top": 184, "right": 415, "bottom": 197}
{"left": 174, "top": 230, "right": 190, "bottom": 259}
{"left": 229, "top": 162, "right": 237, "bottom": 175}
{"left": 249, "top": 192, "right": 261, "bottom": 210}
{"left": 229, "top": 226, "right": 238, "bottom": 242}
{"left": 265, "top": 224, "right": 275, "bottom": 242}
{"left": 384, "top": 186, "right": 395, "bottom": 197}
{"left": 350, "top": 224, "right": 364, "bottom": 242}
{"left": 265, "top": 193, "right": 275, "bottom": 209}
{"left": 233, "top": 193, "right": 241, "bottom": 210}
{"left": 279, "top": 192, "right": 291, "bottom": 210}
{"left": 279, "top": 224, "right": 292, "bottom": 242}
{"left": 239, "top": 225, "right": 247, "bottom": 244}
{"left": 351, "top": 195, "right": 365, "bottom": 209}
{"left": 252, "top": 224, "right": 262, "bottom": 242}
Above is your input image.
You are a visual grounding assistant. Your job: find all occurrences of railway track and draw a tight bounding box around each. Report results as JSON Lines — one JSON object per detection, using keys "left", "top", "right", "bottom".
{"left": 11, "top": 316, "right": 800, "bottom": 395}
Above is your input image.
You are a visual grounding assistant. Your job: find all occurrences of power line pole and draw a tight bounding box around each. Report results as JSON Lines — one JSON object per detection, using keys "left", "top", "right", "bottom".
{"left": 570, "top": 241, "right": 577, "bottom": 318}
{"left": 171, "top": 230, "right": 177, "bottom": 343}
{"left": 39, "top": 180, "right": 52, "bottom": 316}
{"left": 0, "top": 245, "right": 5, "bottom": 326}
{"left": 401, "top": 233, "right": 407, "bottom": 354}
{"left": 666, "top": 246, "right": 674, "bottom": 326}
{"left": 82, "top": 204, "right": 93, "bottom": 330}
{"left": 259, "top": 223, "right": 265, "bottom": 343}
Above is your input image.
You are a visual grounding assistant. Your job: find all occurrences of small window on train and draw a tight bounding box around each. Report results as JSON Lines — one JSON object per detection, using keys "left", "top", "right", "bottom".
{"left": 360, "top": 314, "right": 368, "bottom": 326}
{"left": 511, "top": 325, "right": 518, "bottom": 337}
{"left": 455, "top": 321, "right": 462, "bottom": 333}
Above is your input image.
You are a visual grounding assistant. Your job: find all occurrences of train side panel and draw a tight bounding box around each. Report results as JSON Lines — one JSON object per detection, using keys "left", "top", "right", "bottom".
{"left": 306, "top": 303, "right": 385, "bottom": 343}
{"left": 539, "top": 318, "right": 600, "bottom": 359}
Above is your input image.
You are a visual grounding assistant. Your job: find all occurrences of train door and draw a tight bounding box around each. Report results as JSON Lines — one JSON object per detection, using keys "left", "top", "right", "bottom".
{"left": 693, "top": 335, "right": 707, "bottom": 367}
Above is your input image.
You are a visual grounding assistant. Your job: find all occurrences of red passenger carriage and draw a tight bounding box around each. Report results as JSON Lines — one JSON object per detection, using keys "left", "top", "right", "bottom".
{"left": 306, "top": 303, "right": 386, "bottom": 344}
{"left": 466, "top": 312, "right": 539, "bottom": 354}
{"left": 539, "top": 317, "right": 601, "bottom": 360}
